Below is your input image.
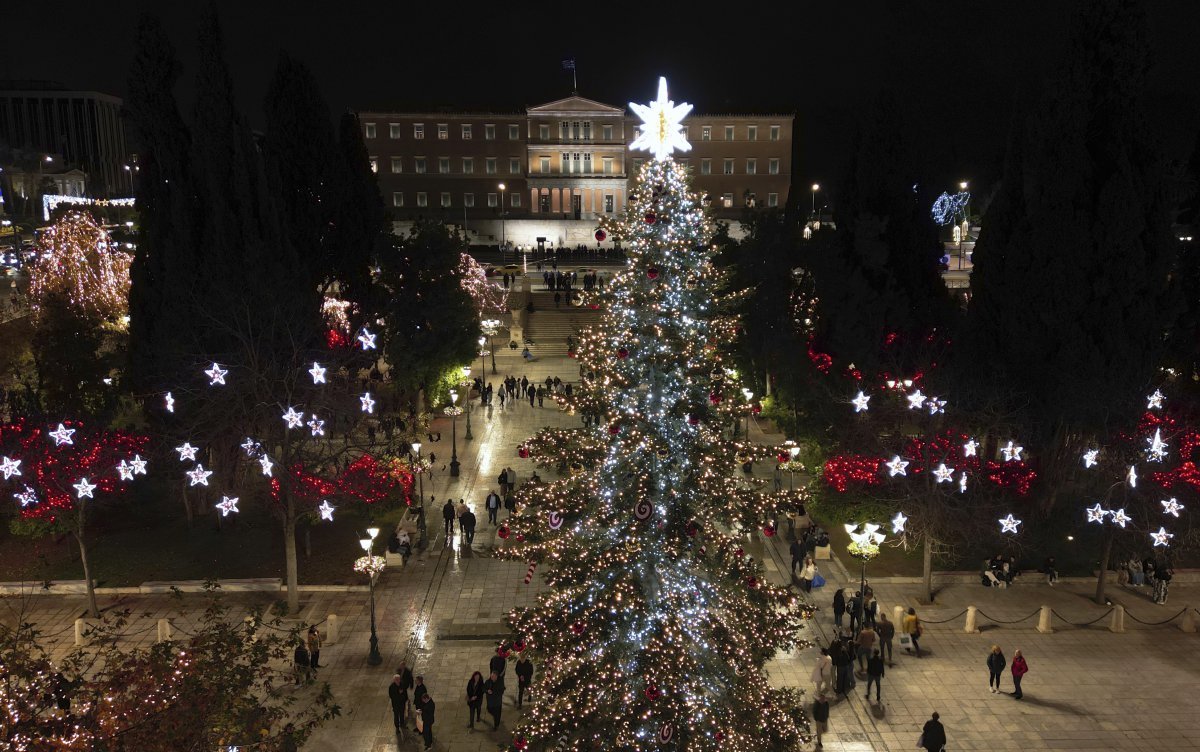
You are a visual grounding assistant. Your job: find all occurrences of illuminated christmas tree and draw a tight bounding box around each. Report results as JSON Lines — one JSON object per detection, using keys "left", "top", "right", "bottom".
{"left": 28, "top": 211, "right": 132, "bottom": 327}
{"left": 498, "top": 79, "right": 811, "bottom": 752}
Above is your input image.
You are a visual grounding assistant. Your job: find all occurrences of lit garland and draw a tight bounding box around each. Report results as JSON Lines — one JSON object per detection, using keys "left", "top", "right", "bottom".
{"left": 458, "top": 252, "right": 508, "bottom": 312}
{"left": 28, "top": 211, "right": 131, "bottom": 327}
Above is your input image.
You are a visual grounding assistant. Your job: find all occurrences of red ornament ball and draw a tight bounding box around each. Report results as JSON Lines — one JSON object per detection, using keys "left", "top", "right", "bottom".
{"left": 647, "top": 267, "right": 660, "bottom": 280}
{"left": 709, "top": 392, "right": 722, "bottom": 405}
{"left": 568, "top": 350, "right": 577, "bottom": 358}
{"left": 686, "top": 520, "right": 699, "bottom": 537}
{"left": 515, "top": 739, "right": 529, "bottom": 751}
{"left": 594, "top": 228, "right": 607, "bottom": 242}
{"left": 515, "top": 533, "right": 525, "bottom": 542}
{"left": 777, "top": 453, "right": 789, "bottom": 464}
{"left": 608, "top": 423, "right": 621, "bottom": 435}
{"left": 518, "top": 445, "right": 530, "bottom": 458}
{"left": 687, "top": 414, "right": 700, "bottom": 426}
{"left": 643, "top": 684, "right": 663, "bottom": 701}
{"left": 513, "top": 639, "right": 527, "bottom": 652}
{"left": 589, "top": 303, "right": 600, "bottom": 310}
{"left": 735, "top": 547, "right": 745, "bottom": 558}
{"left": 617, "top": 347, "right": 630, "bottom": 359}
{"left": 644, "top": 211, "right": 657, "bottom": 224}
{"left": 497, "top": 525, "right": 510, "bottom": 539}
{"left": 571, "top": 621, "right": 585, "bottom": 635}
{"left": 715, "top": 732, "right": 725, "bottom": 742}
{"left": 764, "top": 524, "right": 776, "bottom": 538}
{"left": 752, "top": 403, "right": 763, "bottom": 415}
{"left": 747, "top": 576, "right": 759, "bottom": 589}
{"left": 497, "top": 645, "right": 511, "bottom": 658}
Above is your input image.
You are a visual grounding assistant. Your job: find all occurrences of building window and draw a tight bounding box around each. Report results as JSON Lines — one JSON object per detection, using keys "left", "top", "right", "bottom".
{"left": 681, "top": 126, "right": 689, "bottom": 141}
{"left": 724, "top": 125, "right": 735, "bottom": 141}
{"left": 509, "top": 158, "right": 521, "bottom": 174}
{"left": 700, "top": 158, "right": 711, "bottom": 175}
{"left": 746, "top": 159, "right": 756, "bottom": 175}
{"left": 583, "top": 121, "right": 591, "bottom": 140}
{"left": 437, "top": 124, "right": 448, "bottom": 140}
{"left": 389, "top": 123, "right": 401, "bottom": 139}
{"left": 509, "top": 124, "right": 520, "bottom": 140}
{"left": 561, "top": 153, "right": 571, "bottom": 174}
{"left": 462, "top": 124, "right": 472, "bottom": 140}
{"left": 364, "top": 123, "right": 376, "bottom": 139}
{"left": 486, "top": 157, "right": 498, "bottom": 175}
{"left": 392, "top": 191, "right": 403, "bottom": 207}
{"left": 723, "top": 159, "right": 734, "bottom": 175}
{"left": 769, "top": 158, "right": 780, "bottom": 175}
{"left": 485, "top": 124, "right": 496, "bottom": 140}
{"left": 747, "top": 125, "right": 757, "bottom": 141}
{"left": 769, "top": 124, "right": 781, "bottom": 141}
{"left": 439, "top": 157, "right": 450, "bottom": 174}
{"left": 414, "top": 157, "right": 426, "bottom": 174}
{"left": 488, "top": 193, "right": 498, "bottom": 207}
{"left": 462, "top": 157, "right": 474, "bottom": 174}
{"left": 767, "top": 192, "right": 779, "bottom": 207}
{"left": 417, "top": 192, "right": 428, "bottom": 207}
{"left": 539, "top": 156, "right": 551, "bottom": 174}
{"left": 369, "top": 157, "right": 378, "bottom": 173}
{"left": 602, "top": 124, "right": 613, "bottom": 140}
{"left": 604, "top": 194, "right": 614, "bottom": 213}
{"left": 721, "top": 192, "right": 733, "bottom": 208}
{"left": 702, "top": 125, "right": 712, "bottom": 141}
{"left": 414, "top": 123, "right": 424, "bottom": 139}
{"left": 440, "top": 192, "right": 451, "bottom": 208}
{"left": 511, "top": 193, "right": 521, "bottom": 207}
{"left": 582, "top": 153, "right": 592, "bottom": 173}
{"left": 390, "top": 157, "right": 403, "bottom": 174}
{"left": 464, "top": 193, "right": 475, "bottom": 207}
{"left": 602, "top": 156, "right": 614, "bottom": 175}
{"left": 538, "top": 124, "right": 550, "bottom": 140}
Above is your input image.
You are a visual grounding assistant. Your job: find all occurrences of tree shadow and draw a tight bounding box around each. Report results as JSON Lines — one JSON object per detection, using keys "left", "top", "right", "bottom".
{"left": 1010, "top": 695, "right": 1090, "bottom": 716}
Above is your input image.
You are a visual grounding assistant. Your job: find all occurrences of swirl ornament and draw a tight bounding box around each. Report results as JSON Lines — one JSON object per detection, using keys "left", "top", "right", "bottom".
{"left": 659, "top": 723, "right": 674, "bottom": 743}
{"left": 548, "top": 512, "right": 564, "bottom": 530}
{"left": 634, "top": 499, "right": 653, "bottom": 520}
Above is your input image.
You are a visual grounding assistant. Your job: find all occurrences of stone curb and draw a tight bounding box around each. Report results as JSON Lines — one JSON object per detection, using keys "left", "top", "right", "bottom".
{"left": 0, "top": 579, "right": 369, "bottom": 596}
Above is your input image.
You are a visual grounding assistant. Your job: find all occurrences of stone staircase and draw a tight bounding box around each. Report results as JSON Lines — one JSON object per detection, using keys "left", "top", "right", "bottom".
{"left": 524, "top": 307, "right": 604, "bottom": 356}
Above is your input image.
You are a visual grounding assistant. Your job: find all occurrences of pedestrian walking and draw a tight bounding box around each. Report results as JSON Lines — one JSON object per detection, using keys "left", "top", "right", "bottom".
{"left": 987, "top": 645, "right": 1006, "bottom": 693}
{"left": 919, "top": 712, "right": 947, "bottom": 751}
{"left": 810, "top": 648, "right": 833, "bottom": 694}
{"left": 389, "top": 674, "right": 409, "bottom": 732}
{"left": 855, "top": 624, "right": 877, "bottom": 671}
{"left": 485, "top": 489, "right": 501, "bottom": 525}
{"left": 307, "top": 625, "right": 322, "bottom": 670}
{"left": 790, "top": 538, "right": 804, "bottom": 577}
{"left": 832, "top": 588, "right": 846, "bottom": 629}
{"left": 1153, "top": 564, "right": 1173, "bottom": 604}
{"left": 1043, "top": 555, "right": 1060, "bottom": 586}
{"left": 864, "top": 592, "right": 878, "bottom": 628}
{"left": 1011, "top": 649, "right": 1028, "bottom": 699}
{"left": 865, "top": 649, "right": 885, "bottom": 703}
{"left": 462, "top": 507, "right": 477, "bottom": 544}
{"left": 800, "top": 557, "right": 817, "bottom": 593}
{"left": 484, "top": 671, "right": 505, "bottom": 729}
{"left": 417, "top": 694, "right": 435, "bottom": 749}
{"left": 902, "top": 607, "right": 923, "bottom": 658}
{"left": 442, "top": 498, "right": 456, "bottom": 537}
{"left": 466, "top": 671, "right": 484, "bottom": 729}
{"left": 293, "top": 641, "right": 310, "bottom": 685}
{"left": 876, "top": 613, "right": 895, "bottom": 665}
{"left": 515, "top": 655, "right": 534, "bottom": 707}
{"left": 832, "top": 635, "right": 854, "bottom": 696}
{"left": 811, "top": 694, "right": 829, "bottom": 749}
{"left": 489, "top": 647, "right": 508, "bottom": 681}
{"left": 498, "top": 468, "right": 509, "bottom": 495}
{"left": 848, "top": 591, "right": 864, "bottom": 634}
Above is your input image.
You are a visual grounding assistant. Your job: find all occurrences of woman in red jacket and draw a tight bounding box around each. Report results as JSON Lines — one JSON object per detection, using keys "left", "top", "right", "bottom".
{"left": 1011, "top": 649, "right": 1029, "bottom": 699}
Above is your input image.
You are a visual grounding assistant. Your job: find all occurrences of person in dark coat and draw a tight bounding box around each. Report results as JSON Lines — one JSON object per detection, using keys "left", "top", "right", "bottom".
{"left": 865, "top": 649, "right": 885, "bottom": 702}
{"left": 789, "top": 538, "right": 804, "bottom": 577}
{"left": 442, "top": 498, "right": 456, "bottom": 536}
{"left": 466, "top": 671, "right": 484, "bottom": 728}
{"left": 832, "top": 589, "right": 846, "bottom": 629}
{"left": 418, "top": 695, "right": 435, "bottom": 749}
{"left": 461, "top": 507, "right": 477, "bottom": 544}
{"left": 484, "top": 671, "right": 505, "bottom": 729}
{"left": 293, "top": 642, "right": 310, "bottom": 685}
{"left": 388, "top": 674, "right": 408, "bottom": 731}
{"left": 489, "top": 648, "right": 508, "bottom": 680}
{"left": 921, "top": 712, "right": 947, "bottom": 751}
{"left": 811, "top": 694, "right": 830, "bottom": 749}
{"left": 987, "top": 645, "right": 1006, "bottom": 693}
{"left": 485, "top": 490, "right": 501, "bottom": 525}
{"left": 847, "top": 591, "right": 863, "bottom": 634}
{"left": 515, "top": 655, "right": 534, "bottom": 707}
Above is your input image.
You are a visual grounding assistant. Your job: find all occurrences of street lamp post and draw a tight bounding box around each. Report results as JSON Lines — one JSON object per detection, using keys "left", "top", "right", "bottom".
{"left": 958, "top": 180, "right": 970, "bottom": 270}
{"left": 498, "top": 183, "right": 507, "bottom": 257}
{"left": 354, "top": 527, "right": 384, "bottom": 666}
{"left": 481, "top": 319, "right": 500, "bottom": 374}
{"left": 445, "top": 391, "right": 463, "bottom": 477}
{"left": 411, "top": 442, "right": 426, "bottom": 547}
{"left": 786, "top": 442, "right": 801, "bottom": 492}
{"left": 742, "top": 388, "right": 754, "bottom": 440}
{"left": 845, "top": 522, "right": 886, "bottom": 602}
{"left": 811, "top": 183, "right": 820, "bottom": 218}
{"left": 461, "top": 366, "right": 474, "bottom": 441}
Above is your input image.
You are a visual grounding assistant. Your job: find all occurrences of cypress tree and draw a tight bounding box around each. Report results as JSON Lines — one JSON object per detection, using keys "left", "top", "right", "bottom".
{"left": 327, "top": 111, "right": 386, "bottom": 330}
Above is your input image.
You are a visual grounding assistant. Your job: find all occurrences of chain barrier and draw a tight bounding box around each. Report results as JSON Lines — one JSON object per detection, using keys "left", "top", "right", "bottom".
{"left": 1124, "top": 608, "right": 1187, "bottom": 626}
{"left": 920, "top": 609, "right": 969, "bottom": 624}
{"left": 975, "top": 608, "right": 1042, "bottom": 624}
{"left": 1050, "top": 608, "right": 1113, "bottom": 627}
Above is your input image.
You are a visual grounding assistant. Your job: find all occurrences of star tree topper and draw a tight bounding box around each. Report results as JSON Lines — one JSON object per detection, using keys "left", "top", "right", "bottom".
{"left": 628, "top": 77, "right": 693, "bottom": 161}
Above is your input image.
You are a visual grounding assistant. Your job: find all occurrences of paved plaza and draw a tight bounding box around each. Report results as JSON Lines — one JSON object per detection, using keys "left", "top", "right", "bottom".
{"left": 6, "top": 352, "right": 1200, "bottom": 751}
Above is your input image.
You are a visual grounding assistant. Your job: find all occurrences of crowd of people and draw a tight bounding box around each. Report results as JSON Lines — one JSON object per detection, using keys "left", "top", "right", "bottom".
{"left": 1119, "top": 555, "right": 1175, "bottom": 604}
{"left": 473, "top": 374, "right": 574, "bottom": 410}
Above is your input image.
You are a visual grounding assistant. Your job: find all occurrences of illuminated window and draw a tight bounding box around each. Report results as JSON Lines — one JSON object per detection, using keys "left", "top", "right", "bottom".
{"left": 440, "top": 192, "right": 451, "bottom": 207}
{"left": 769, "top": 125, "right": 781, "bottom": 141}
{"left": 438, "top": 157, "right": 450, "bottom": 174}
{"left": 746, "top": 159, "right": 756, "bottom": 175}
{"left": 364, "top": 123, "right": 376, "bottom": 139}
{"left": 414, "top": 157, "right": 426, "bottom": 174}
{"left": 464, "top": 193, "right": 475, "bottom": 207}
{"left": 389, "top": 123, "right": 401, "bottom": 139}
{"left": 390, "top": 157, "right": 402, "bottom": 173}
{"left": 767, "top": 192, "right": 779, "bottom": 207}
{"left": 437, "top": 124, "right": 448, "bottom": 139}
{"left": 392, "top": 192, "right": 403, "bottom": 207}
{"left": 417, "top": 192, "right": 427, "bottom": 207}
{"left": 462, "top": 157, "right": 474, "bottom": 174}
{"left": 462, "top": 124, "right": 472, "bottom": 140}
{"left": 604, "top": 195, "right": 614, "bottom": 212}
{"left": 723, "top": 159, "right": 734, "bottom": 175}
{"left": 769, "top": 158, "right": 780, "bottom": 175}
{"left": 747, "top": 125, "right": 757, "bottom": 141}
{"left": 485, "top": 124, "right": 496, "bottom": 140}
{"left": 702, "top": 126, "right": 711, "bottom": 141}
{"left": 369, "top": 157, "right": 378, "bottom": 173}
{"left": 721, "top": 193, "right": 733, "bottom": 208}
{"left": 414, "top": 123, "right": 424, "bottom": 139}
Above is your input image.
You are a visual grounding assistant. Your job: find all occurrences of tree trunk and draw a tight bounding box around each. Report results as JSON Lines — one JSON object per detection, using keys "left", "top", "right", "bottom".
{"left": 180, "top": 480, "right": 193, "bottom": 528}
{"left": 1095, "top": 529, "right": 1114, "bottom": 605}
{"left": 922, "top": 533, "right": 934, "bottom": 604}
{"left": 284, "top": 496, "right": 300, "bottom": 613}
{"left": 304, "top": 525, "right": 312, "bottom": 558}
{"left": 74, "top": 505, "right": 99, "bottom": 618}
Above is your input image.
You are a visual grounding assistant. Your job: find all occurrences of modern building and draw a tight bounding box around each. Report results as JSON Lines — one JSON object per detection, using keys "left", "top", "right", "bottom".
{"left": 356, "top": 94, "right": 793, "bottom": 244}
{"left": 0, "top": 81, "right": 130, "bottom": 199}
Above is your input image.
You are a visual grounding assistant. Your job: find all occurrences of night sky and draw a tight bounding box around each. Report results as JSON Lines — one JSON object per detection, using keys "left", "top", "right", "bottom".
{"left": 5, "top": 1, "right": 1199, "bottom": 198}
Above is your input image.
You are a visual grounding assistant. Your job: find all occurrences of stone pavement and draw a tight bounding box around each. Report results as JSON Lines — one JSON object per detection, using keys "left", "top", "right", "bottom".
{"left": 7, "top": 352, "right": 1200, "bottom": 751}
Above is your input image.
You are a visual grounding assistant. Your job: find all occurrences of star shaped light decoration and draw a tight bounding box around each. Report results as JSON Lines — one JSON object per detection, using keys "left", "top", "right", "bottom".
{"left": 0, "top": 456, "right": 20, "bottom": 480}
{"left": 1147, "top": 389, "right": 1165, "bottom": 410}
{"left": 1082, "top": 449, "right": 1099, "bottom": 468}
{"left": 357, "top": 328, "right": 377, "bottom": 350}
{"left": 129, "top": 455, "right": 148, "bottom": 475}
{"left": 628, "top": 77, "right": 693, "bottom": 162}
{"left": 116, "top": 460, "right": 134, "bottom": 481}
{"left": 1127, "top": 465, "right": 1138, "bottom": 488}
{"left": 205, "top": 362, "right": 228, "bottom": 386}
{"left": 186, "top": 464, "right": 213, "bottom": 487}
{"left": 932, "top": 463, "right": 955, "bottom": 483}
{"left": 958, "top": 472, "right": 968, "bottom": 493}
{"left": 1161, "top": 497, "right": 1185, "bottom": 518}
{"left": 1085, "top": 503, "right": 1109, "bottom": 523}
{"left": 14, "top": 486, "right": 37, "bottom": 507}
{"left": 307, "top": 416, "right": 325, "bottom": 437}
{"left": 216, "top": 496, "right": 240, "bottom": 517}
{"left": 360, "top": 392, "right": 376, "bottom": 414}
{"left": 175, "top": 442, "right": 199, "bottom": 462}
{"left": 309, "top": 362, "right": 327, "bottom": 385}
{"left": 851, "top": 391, "right": 871, "bottom": 413}
{"left": 998, "top": 514, "right": 1022, "bottom": 534}
{"left": 963, "top": 438, "right": 979, "bottom": 457}
{"left": 241, "top": 437, "right": 259, "bottom": 456}
{"left": 1109, "top": 508, "right": 1131, "bottom": 528}
{"left": 1150, "top": 526, "right": 1174, "bottom": 547}
{"left": 1000, "top": 440, "right": 1023, "bottom": 462}
{"left": 318, "top": 500, "right": 336, "bottom": 521}
{"left": 49, "top": 423, "right": 75, "bottom": 446}
{"left": 282, "top": 407, "right": 304, "bottom": 429}
{"left": 885, "top": 455, "right": 909, "bottom": 477}
{"left": 258, "top": 455, "right": 273, "bottom": 477}
{"left": 925, "top": 396, "right": 946, "bottom": 415}
{"left": 165, "top": 392, "right": 175, "bottom": 413}
{"left": 905, "top": 389, "right": 927, "bottom": 410}
{"left": 1146, "top": 428, "right": 1168, "bottom": 462}
{"left": 73, "top": 478, "right": 97, "bottom": 499}
{"left": 891, "top": 511, "right": 908, "bottom": 534}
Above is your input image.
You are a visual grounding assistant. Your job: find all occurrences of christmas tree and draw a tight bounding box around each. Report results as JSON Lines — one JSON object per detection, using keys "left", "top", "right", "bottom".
{"left": 498, "top": 79, "right": 811, "bottom": 752}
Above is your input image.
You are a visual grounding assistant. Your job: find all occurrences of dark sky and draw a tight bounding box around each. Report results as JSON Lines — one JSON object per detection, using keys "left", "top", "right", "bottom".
{"left": 5, "top": 1, "right": 1199, "bottom": 196}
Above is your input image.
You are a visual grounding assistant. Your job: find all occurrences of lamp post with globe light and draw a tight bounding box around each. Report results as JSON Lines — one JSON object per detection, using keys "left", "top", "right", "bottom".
{"left": 498, "top": 182, "right": 507, "bottom": 255}
{"left": 445, "top": 390, "right": 463, "bottom": 477}
{"left": 845, "top": 522, "right": 886, "bottom": 603}
{"left": 481, "top": 319, "right": 501, "bottom": 374}
{"left": 477, "top": 335, "right": 489, "bottom": 382}
{"left": 353, "top": 527, "right": 384, "bottom": 665}
{"left": 781, "top": 440, "right": 801, "bottom": 492}
{"left": 460, "top": 366, "right": 474, "bottom": 441}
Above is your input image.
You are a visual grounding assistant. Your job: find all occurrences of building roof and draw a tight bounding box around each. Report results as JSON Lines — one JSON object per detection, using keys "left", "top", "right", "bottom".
{"left": 527, "top": 95, "right": 624, "bottom": 116}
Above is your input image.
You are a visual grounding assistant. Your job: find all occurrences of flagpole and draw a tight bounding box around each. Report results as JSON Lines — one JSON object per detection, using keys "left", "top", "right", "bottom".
{"left": 573, "top": 65, "right": 578, "bottom": 93}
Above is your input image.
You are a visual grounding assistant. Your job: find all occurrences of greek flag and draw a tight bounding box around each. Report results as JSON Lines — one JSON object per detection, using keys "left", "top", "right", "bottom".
{"left": 562, "top": 59, "right": 576, "bottom": 70}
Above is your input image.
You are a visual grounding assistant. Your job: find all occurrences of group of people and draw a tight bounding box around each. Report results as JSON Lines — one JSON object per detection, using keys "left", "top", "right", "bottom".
{"left": 1120, "top": 555, "right": 1175, "bottom": 603}
{"left": 291, "top": 626, "right": 324, "bottom": 685}
{"left": 983, "top": 553, "right": 1020, "bottom": 588}
{"left": 387, "top": 663, "right": 436, "bottom": 748}
{"left": 478, "top": 375, "right": 572, "bottom": 409}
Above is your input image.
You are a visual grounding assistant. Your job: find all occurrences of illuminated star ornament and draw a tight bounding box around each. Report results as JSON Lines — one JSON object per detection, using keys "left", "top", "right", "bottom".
{"left": 1146, "top": 389, "right": 1165, "bottom": 410}
{"left": 186, "top": 465, "right": 213, "bottom": 487}
{"left": 175, "top": 442, "right": 199, "bottom": 462}
{"left": 116, "top": 460, "right": 134, "bottom": 481}
{"left": 241, "top": 437, "right": 259, "bottom": 456}
{"left": 885, "top": 455, "right": 909, "bottom": 477}
{"left": 1001, "top": 441, "right": 1023, "bottom": 462}
{"left": 282, "top": 407, "right": 304, "bottom": 429}
{"left": 963, "top": 439, "right": 979, "bottom": 457}
{"left": 258, "top": 455, "right": 274, "bottom": 477}
{"left": 49, "top": 423, "right": 75, "bottom": 446}
{"left": 357, "top": 327, "right": 377, "bottom": 350}
{"left": 129, "top": 455, "right": 148, "bottom": 475}
{"left": 1150, "top": 526, "right": 1174, "bottom": 547}
{"left": 891, "top": 512, "right": 908, "bottom": 534}
{"left": 0, "top": 456, "right": 20, "bottom": 480}
{"left": 932, "top": 463, "right": 955, "bottom": 483}
{"left": 307, "top": 415, "right": 325, "bottom": 437}
{"left": 925, "top": 396, "right": 946, "bottom": 415}
{"left": 14, "top": 486, "right": 38, "bottom": 507}
{"left": 998, "top": 514, "right": 1022, "bottom": 534}
{"left": 360, "top": 392, "right": 376, "bottom": 414}
{"left": 851, "top": 391, "right": 871, "bottom": 413}
{"left": 216, "top": 496, "right": 240, "bottom": 516}
{"left": 628, "top": 76, "right": 693, "bottom": 161}
{"left": 1127, "top": 465, "right": 1138, "bottom": 488}
{"left": 318, "top": 500, "right": 336, "bottom": 521}
{"left": 905, "top": 389, "right": 927, "bottom": 411}
{"left": 165, "top": 392, "right": 175, "bottom": 413}
{"left": 1109, "top": 508, "right": 1131, "bottom": 528}
{"left": 73, "top": 478, "right": 97, "bottom": 499}
{"left": 1146, "top": 428, "right": 1168, "bottom": 462}
{"left": 1082, "top": 449, "right": 1099, "bottom": 468}
{"left": 309, "top": 362, "right": 327, "bottom": 384}
{"left": 958, "top": 472, "right": 968, "bottom": 493}
{"left": 205, "top": 362, "right": 228, "bottom": 385}
{"left": 1161, "top": 497, "right": 1185, "bottom": 517}
{"left": 1085, "top": 503, "right": 1108, "bottom": 523}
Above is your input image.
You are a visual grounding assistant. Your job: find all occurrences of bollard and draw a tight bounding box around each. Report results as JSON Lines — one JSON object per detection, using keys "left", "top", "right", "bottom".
{"left": 964, "top": 605, "right": 980, "bottom": 634}
{"left": 1180, "top": 608, "right": 1196, "bottom": 634}
{"left": 1035, "top": 605, "right": 1053, "bottom": 634}
{"left": 326, "top": 614, "right": 339, "bottom": 645}
{"left": 1109, "top": 604, "right": 1125, "bottom": 634}
{"left": 893, "top": 605, "right": 904, "bottom": 626}
{"left": 74, "top": 618, "right": 86, "bottom": 646}
{"left": 157, "top": 618, "right": 172, "bottom": 642}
